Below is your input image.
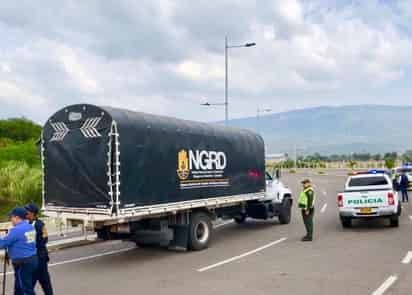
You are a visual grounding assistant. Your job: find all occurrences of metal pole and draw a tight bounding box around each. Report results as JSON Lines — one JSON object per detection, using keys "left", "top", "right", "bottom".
{"left": 225, "top": 36, "right": 229, "bottom": 126}
{"left": 294, "top": 144, "right": 297, "bottom": 168}
{"left": 1, "top": 229, "right": 8, "bottom": 295}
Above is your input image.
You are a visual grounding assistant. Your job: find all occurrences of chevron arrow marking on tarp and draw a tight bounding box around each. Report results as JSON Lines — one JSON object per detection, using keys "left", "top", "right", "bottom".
{"left": 50, "top": 122, "right": 69, "bottom": 142}
{"left": 80, "top": 117, "right": 102, "bottom": 138}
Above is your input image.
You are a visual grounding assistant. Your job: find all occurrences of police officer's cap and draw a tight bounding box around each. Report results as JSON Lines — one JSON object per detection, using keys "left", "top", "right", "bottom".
{"left": 301, "top": 179, "right": 311, "bottom": 184}
{"left": 25, "top": 203, "right": 39, "bottom": 215}
{"left": 8, "top": 207, "right": 27, "bottom": 219}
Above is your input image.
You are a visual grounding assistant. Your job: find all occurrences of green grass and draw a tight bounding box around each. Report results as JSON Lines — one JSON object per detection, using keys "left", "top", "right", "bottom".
{"left": 0, "top": 140, "right": 40, "bottom": 167}
{"left": 0, "top": 161, "right": 42, "bottom": 217}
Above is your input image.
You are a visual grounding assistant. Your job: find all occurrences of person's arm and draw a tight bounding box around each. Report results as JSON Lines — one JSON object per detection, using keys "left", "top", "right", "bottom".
{"left": 0, "top": 229, "right": 17, "bottom": 249}
{"left": 305, "top": 190, "right": 314, "bottom": 213}
{"left": 35, "top": 221, "right": 48, "bottom": 247}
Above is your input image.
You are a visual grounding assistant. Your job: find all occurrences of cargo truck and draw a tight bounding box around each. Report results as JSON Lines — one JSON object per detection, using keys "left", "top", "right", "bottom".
{"left": 42, "top": 104, "right": 292, "bottom": 250}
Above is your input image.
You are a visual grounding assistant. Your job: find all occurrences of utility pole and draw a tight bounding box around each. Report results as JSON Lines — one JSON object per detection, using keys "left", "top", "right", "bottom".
{"left": 225, "top": 36, "right": 228, "bottom": 125}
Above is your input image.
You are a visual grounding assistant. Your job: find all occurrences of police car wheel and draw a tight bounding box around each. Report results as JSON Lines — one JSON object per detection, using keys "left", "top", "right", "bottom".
{"left": 389, "top": 215, "right": 399, "bottom": 227}
{"left": 188, "top": 212, "right": 212, "bottom": 251}
{"left": 278, "top": 199, "right": 292, "bottom": 224}
{"left": 341, "top": 217, "right": 352, "bottom": 228}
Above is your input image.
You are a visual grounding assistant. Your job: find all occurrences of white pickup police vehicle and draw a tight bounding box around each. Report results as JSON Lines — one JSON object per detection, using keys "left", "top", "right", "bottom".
{"left": 338, "top": 170, "right": 401, "bottom": 228}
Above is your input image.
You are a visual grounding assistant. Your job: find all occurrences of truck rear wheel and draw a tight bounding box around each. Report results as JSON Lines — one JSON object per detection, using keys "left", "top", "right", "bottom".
{"left": 340, "top": 217, "right": 352, "bottom": 228}
{"left": 278, "top": 198, "right": 292, "bottom": 224}
{"left": 188, "top": 212, "right": 212, "bottom": 251}
{"left": 234, "top": 214, "right": 247, "bottom": 224}
{"left": 389, "top": 215, "right": 399, "bottom": 227}
{"left": 96, "top": 227, "right": 112, "bottom": 240}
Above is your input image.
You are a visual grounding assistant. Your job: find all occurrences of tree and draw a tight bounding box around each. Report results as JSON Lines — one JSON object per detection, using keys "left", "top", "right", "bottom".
{"left": 372, "top": 154, "right": 382, "bottom": 161}
{"left": 0, "top": 118, "right": 41, "bottom": 142}
{"left": 384, "top": 152, "right": 398, "bottom": 161}
{"left": 348, "top": 160, "right": 357, "bottom": 170}
{"left": 402, "top": 150, "right": 412, "bottom": 163}
{"left": 385, "top": 158, "right": 395, "bottom": 169}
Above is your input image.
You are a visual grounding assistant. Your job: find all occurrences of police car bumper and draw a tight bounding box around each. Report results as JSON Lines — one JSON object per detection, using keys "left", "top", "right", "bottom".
{"left": 339, "top": 206, "right": 398, "bottom": 218}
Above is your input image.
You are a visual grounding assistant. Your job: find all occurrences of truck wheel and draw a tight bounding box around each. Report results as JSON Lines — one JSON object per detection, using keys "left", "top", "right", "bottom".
{"left": 234, "top": 214, "right": 247, "bottom": 224}
{"left": 340, "top": 217, "right": 352, "bottom": 228}
{"left": 278, "top": 199, "right": 292, "bottom": 224}
{"left": 188, "top": 212, "right": 212, "bottom": 251}
{"left": 96, "top": 227, "right": 111, "bottom": 240}
{"left": 390, "top": 215, "right": 399, "bottom": 227}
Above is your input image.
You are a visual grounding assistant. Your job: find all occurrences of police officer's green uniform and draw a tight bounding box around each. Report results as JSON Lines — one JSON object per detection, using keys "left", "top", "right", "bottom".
{"left": 298, "top": 180, "right": 316, "bottom": 241}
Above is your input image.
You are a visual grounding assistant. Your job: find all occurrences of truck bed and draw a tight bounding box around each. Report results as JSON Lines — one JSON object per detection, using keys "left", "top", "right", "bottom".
{"left": 44, "top": 192, "right": 265, "bottom": 226}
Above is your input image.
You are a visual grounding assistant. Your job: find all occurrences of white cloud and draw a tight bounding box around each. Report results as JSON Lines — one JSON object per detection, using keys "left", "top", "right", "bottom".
{"left": 1, "top": 0, "right": 412, "bottom": 122}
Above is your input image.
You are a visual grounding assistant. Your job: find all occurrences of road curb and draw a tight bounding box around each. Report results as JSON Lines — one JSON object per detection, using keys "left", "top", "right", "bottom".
{"left": 0, "top": 235, "right": 98, "bottom": 259}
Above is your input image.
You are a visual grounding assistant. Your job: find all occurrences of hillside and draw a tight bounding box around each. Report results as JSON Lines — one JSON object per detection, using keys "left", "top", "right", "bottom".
{"left": 227, "top": 105, "right": 412, "bottom": 155}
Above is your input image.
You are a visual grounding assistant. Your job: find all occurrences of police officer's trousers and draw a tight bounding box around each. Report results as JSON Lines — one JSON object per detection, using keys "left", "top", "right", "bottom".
{"left": 401, "top": 189, "right": 409, "bottom": 202}
{"left": 13, "top": 256, "right": 38, "bottom": 295}
{"left": 33, "top": 257, "right": 53, "bottom": 295}
{"left": 302, "top": 208, "right": 314, "bottom": 239}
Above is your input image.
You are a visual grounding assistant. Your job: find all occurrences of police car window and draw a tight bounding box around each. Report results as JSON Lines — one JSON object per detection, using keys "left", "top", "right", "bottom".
{"left": 349, "top": 177, "right": 388, "bottom": 187}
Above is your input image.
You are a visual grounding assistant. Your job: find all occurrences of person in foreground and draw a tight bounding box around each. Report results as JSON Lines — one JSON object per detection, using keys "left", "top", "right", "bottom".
{"left": 25, "top": 203, "right": 54, "bottom": 295}
{"left": 298, "top": 179, "right": 316, "bottom": 242}
{"left": 0, "top": 207, "right": 38, "bottom": 295}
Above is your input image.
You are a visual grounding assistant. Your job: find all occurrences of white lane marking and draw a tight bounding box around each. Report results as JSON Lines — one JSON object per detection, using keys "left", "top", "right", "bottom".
{"left": 322, "top": 190, "right": 327, "bottom": 196}
{"left": 320, "top": 203, "right": 328, "bottom": 213}
{"left": 402, "top": 251, "right": 412, "bottom": 264}
{"left": 371, "top": 275, "right": 398, "bottom": 295}
{"left": 197, "top": 237, "right": 287, "bottom": 272}
{"left": 214, "top": 220, "right": 234, "bottom": 228}
{"left": 5, "top": 247, "right": 136, "bottom": 276}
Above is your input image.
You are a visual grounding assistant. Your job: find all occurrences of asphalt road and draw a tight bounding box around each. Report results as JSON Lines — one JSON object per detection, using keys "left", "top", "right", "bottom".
{"left": 4, "top": 170, "right": 412, "bottom": 295}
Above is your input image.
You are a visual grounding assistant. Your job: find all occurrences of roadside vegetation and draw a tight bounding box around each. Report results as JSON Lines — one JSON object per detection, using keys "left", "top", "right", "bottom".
{"left": 0, "top": 118, "right": 41, "bottom": 221}
{"left": 269, "top": 151, "right": 412, "bottom": 170}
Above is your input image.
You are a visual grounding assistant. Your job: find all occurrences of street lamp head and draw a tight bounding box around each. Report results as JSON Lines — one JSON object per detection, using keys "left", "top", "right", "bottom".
{"left": 201, "top": 102, "right": 211, "bottom": 106}
{"left": 245, "top": 42, "right": 256, "bottom": 47}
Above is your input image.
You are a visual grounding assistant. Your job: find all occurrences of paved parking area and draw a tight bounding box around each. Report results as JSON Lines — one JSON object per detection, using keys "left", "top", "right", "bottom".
{"left": 3, "top": 171, "right": 412, "bottom": 294}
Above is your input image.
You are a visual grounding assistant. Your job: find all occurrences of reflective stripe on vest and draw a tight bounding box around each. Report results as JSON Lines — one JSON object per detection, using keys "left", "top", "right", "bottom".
{"left": 298, "top": 187, "right": 316, "bottom": 209}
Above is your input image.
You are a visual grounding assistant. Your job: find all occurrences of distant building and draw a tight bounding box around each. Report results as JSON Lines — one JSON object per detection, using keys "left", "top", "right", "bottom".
{"left": 265, "top": 153, "right": 287, "bottom": 163}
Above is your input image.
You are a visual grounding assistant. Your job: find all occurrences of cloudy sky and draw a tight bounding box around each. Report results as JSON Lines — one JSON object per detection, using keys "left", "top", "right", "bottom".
{"left": 1, "top": 0, "right": 412, "bottom": 124}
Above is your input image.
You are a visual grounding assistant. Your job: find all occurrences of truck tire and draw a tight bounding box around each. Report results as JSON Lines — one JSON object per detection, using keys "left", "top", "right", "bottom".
{"left": 390, "top": 215, "right": 399, "bottom": 227}
{"left": 278, "top": 199, "right": 292, "bottom": 224}
{"left": 188, "top": 212, "right": 212, "bottom": 251}
{"left": 234, "top": 214, "right": 247, "bottom": 224}
{"left": 96, "top": 227, "right": 111, "bottom": 240}
{"left": 340, "top": 217, "right": 352, "bottom": 228}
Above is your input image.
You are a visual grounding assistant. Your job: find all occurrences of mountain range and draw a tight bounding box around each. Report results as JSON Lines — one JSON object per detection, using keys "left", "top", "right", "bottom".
{"left": 226, "top": 105, "right": 412, "bottom": 155}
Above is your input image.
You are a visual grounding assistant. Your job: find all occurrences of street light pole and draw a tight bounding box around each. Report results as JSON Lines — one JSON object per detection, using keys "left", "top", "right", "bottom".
{"left": 225, "top": 36, "right": 229, "bottom": 126}
{"left": 224, "top": 36, "right": 256, "bottom": 126}
{"left": 202, "top": 37, "right": 255, "bottom": 124}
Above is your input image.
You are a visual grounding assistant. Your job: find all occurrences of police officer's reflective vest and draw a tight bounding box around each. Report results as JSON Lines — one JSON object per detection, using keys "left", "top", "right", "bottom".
{"left": 298, "top": 187, "right": 316, "bottom": 209}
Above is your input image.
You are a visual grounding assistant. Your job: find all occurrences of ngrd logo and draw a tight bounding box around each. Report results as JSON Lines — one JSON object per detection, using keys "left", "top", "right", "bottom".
{"left": 177, "top": 149, "right": 227, "bottom": 180}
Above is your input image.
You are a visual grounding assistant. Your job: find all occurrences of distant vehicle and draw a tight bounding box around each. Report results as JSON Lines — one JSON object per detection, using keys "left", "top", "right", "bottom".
{"left": 337, "top": 170, "right": 401, "bottom": 228}
{"left": 41, "top": 104, "right": 293, "bottom": 251}
{"left": 392, "top": 164, "right": 412, "bottom": 190}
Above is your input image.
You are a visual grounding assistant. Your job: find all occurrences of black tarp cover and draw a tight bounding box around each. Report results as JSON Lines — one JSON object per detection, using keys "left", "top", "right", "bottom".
{"left": 43, "top": 104, "right": 265, "bottom": 213}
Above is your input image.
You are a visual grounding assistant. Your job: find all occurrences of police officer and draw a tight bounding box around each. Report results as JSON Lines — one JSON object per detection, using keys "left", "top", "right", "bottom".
{"left": 0, "top": 207, "right": 38, "bottom": 295}
{"left": 25, "top": 204, "right": 54, "bottom": 295}
{"left": 298, "top": 179, "right": 316, "bottom": 242}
